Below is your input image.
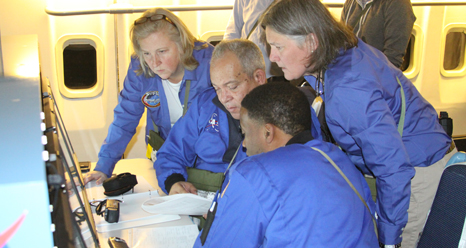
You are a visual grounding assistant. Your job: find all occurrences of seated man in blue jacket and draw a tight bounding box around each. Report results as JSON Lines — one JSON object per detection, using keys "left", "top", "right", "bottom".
{"left": 154, "top": 39, "right": 322, "bottom": 196}
{"left": 154, "top": 39, "right": 266, "bottom": 196}
{"left": 194, "top": 81, "right": 379, "bottom": 247}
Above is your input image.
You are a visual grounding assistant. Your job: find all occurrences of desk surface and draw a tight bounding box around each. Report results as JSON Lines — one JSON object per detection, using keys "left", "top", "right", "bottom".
{"left": 86, "top": 158, "right": 196, "bottom": 248}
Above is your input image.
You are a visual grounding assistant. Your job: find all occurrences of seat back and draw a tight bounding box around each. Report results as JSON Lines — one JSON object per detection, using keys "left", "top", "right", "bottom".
{"left": 445, "top": 151, "right": 466, "bottom": 168}
{"left": 416, "top": 163, "right": 466, "bottom": 248}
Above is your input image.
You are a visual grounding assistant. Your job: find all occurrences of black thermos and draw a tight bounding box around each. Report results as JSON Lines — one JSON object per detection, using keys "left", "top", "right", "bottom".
{"left": 439, "top": 111, "right": 453, "bottom": 137}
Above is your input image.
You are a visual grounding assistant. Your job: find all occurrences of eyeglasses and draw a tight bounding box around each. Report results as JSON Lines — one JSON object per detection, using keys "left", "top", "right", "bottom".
{"left": 134, "top": 14, "right": 177, "bottom": 28}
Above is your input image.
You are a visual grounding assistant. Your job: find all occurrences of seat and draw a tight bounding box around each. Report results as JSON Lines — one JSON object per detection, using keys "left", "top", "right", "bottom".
{"left": 416, "top": 152, "right": 466, "bottom": 248}
{"left": 445, "top": 151, "right": 466, "bottom": 168}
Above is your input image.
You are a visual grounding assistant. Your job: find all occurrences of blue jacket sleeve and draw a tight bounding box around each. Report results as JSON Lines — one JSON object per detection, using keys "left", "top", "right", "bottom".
{"left": 326, "top": 79, "right": 415, "bottom": 244}
{"left": 154, "top": 92, "right": 208, "bottom": 194}
{"left": 95, "top": 60, "right": 145, "bottom": 177}
{"left": 193, "top": 169, "right": 268, "bottom": 247}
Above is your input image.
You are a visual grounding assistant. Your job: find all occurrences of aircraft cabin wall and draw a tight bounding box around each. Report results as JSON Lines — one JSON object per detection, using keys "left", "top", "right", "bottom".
{"left": 1, "top": 0, "right": 465, "bottom": 164}
{"left": 0, "top": 0, "right": 234, "bottom": 163}
{"left": 409, "top": 5, "right": 466, "bottom": 138}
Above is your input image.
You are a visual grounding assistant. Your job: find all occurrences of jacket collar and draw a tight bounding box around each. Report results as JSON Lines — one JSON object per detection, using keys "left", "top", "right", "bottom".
{"left": 286, "top": 130, "right": 314, "bottom": 146}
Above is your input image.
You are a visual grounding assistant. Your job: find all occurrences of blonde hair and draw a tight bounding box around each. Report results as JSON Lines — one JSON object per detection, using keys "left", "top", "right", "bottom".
{"left": 130, "top": 8, "right": 207, "bottom": 77}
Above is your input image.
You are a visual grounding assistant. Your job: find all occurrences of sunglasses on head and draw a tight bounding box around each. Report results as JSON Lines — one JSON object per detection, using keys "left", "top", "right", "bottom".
{"left": 134, "top": 14, "right": 177, "bottom": 28}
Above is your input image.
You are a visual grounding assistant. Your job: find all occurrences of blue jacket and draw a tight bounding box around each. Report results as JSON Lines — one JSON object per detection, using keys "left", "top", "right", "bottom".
{"left": 155, "top": 87, "right": 323, "bottom": 194}
{"left": 95, "top": 42, "right": 214, "bottom": 177}
{"left": 305, "top": 39, "right": 451, "bottom": 244}
{"left": 194, "top": 133, "right": 379, "bottom": 247}
{"left": 154, "top": 88, "right": 247, "bottom": 194}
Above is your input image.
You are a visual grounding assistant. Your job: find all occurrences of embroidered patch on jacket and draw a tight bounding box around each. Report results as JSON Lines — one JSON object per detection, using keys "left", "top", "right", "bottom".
{"left": 206, "top": 113, "right": 220, "bottom": 132}
{"left": 141, "top": 91, "right": 161, "bottom": 108}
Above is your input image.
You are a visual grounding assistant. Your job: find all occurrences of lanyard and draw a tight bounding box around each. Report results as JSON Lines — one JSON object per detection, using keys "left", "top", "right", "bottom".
{"left": 199, "top": 144, "right": 241, "bottom": 245}
{"left": 311, "top": 146, "right": 378, "bottom": 239}
{"left": 396, "top": 77, "right": 405, "bottom": 137}
{"left": 224, "top": 144, "right": 241, "bottom": 176}
{"left": 315, "top": 69, "right": 326, "bottom": 97}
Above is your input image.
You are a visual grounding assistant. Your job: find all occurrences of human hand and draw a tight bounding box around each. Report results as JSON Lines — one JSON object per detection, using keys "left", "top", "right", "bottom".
{"left": 169, "top": 181, "right": 198, "bottom": 195}
{"left": 65, "top": 176, "right": 82, "bottom": 195}
{"left": 83, "top": 170, "right": 108, "bottom": 185}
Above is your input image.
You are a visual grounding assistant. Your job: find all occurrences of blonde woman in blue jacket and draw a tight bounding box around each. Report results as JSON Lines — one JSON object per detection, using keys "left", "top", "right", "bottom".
{"left": 84, "top": 8, "right": 214, "bottom": 185}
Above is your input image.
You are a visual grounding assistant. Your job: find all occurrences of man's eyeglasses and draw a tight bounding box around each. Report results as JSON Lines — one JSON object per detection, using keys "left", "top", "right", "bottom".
{"left": 134, "top": 14, "right": 177, "bottom": 28}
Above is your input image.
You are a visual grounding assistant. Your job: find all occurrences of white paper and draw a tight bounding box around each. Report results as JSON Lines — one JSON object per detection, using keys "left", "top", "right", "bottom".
{"left": 142, "top": 193, "right": 212, "bottom": 216}
{"left": 132, "top": 224, "right": 200, "bottom": 248}
{"left": 94, "top": 191, "right": 181, "bottom": 233}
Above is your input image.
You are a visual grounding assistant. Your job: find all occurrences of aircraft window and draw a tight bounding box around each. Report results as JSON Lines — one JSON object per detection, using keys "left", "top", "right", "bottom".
{"left": 63, "top": 44, "right": 97, "bottom": 89}
{"left": 55, "top": 34, "right": 104, "bottom": 98}
{"left": 403, "top": 25, "right": 422, "bottom": 79}
{"left": 200, "top": 31, "right": 224, "bottom": 47}
{"left": 401, "top": 35, "right": 414, "bottom": 72}
{"left": 444, "top": 31, "right": 466, "bottom": 71}
{"left": 209, "top": 40, "right": 221, "bottom": 46}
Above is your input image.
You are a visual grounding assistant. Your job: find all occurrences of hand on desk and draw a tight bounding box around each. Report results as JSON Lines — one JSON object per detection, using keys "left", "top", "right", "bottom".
{"left": 65, "top": 175, "right": 82, "bottom": 195}
{"left": 65, "top": 170, "right": 107, "bottom": 195}
{"left": 169, "top": 181, "right": 198, "bottom": 195}
{"left": 83, "top": 170, "right": 108, "bottom": 185}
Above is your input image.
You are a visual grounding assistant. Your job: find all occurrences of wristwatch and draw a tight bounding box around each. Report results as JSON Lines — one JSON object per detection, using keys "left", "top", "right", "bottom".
{"left": 379, "top": 243, "right": 401, "bottom": 248}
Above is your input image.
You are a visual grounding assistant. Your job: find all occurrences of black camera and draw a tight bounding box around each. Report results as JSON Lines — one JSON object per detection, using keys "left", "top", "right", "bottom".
{"left": 96, "top": 199, "right": 120, "bottom": 223}
{"left": 103, "top": 173, "right": 138, "bottom": 196}
{"left": 108, "top": 237, "right": 129, "bottom": 248}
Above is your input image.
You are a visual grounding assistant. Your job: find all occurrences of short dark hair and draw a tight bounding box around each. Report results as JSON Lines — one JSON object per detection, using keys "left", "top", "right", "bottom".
{"left": 261, "top": 0, "right": 357, "bottom": 73}
{"left": 241, "top": 80, "right": 312, "bottom": 136}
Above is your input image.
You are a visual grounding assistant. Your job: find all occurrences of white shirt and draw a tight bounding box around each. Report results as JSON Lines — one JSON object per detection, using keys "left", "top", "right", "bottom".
{"left": 224, "top": 0, "right": 281, "bottom": 78}
{"left": 162, "top": 79, "right": 183, "bottom": 127}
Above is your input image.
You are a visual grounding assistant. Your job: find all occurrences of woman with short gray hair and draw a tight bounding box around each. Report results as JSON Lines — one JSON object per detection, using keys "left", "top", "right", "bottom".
{"left": 262, "top": 0, "right": 454, "bottom": 247}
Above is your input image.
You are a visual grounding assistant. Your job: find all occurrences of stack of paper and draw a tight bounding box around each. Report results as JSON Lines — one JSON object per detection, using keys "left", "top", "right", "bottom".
{"left": 131, "top": 224, "right": 200, "bottom": 248}
{"left": 94, "top": 191, "right": 181, "bottom": 232}
{"left": 141, "top": 193, "right": 213, "bottom": 216}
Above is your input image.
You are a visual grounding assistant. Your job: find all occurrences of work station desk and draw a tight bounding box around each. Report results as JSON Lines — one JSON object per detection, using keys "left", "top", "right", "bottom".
{"left": 0, "top": 34, "right": 201, "bottom": 248}
{"left": 82, "top": 158, "right": 200, "bottom": 248}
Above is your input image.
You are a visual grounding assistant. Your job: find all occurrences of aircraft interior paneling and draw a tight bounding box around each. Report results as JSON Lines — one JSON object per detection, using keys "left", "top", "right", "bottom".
{"left": 1, "top": 1, "right": 466, "bottom": 247}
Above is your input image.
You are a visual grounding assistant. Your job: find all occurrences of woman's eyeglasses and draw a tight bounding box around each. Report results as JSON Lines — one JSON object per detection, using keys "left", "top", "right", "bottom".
{"left": 134, "top": 14, "right": 177, "bottom": 28}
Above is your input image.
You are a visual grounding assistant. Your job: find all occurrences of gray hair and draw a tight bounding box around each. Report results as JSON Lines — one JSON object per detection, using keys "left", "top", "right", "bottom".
{"left": 211, "top": 39, "right": 265, "bottom": 79}
{"left": 261, "top": 0, "right": 357, "bottom": 73}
